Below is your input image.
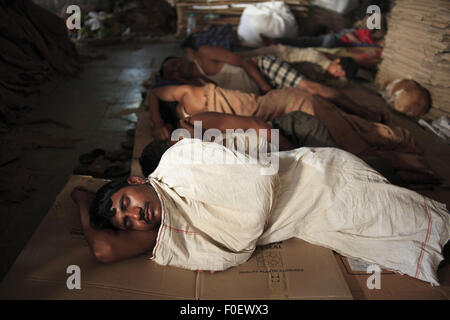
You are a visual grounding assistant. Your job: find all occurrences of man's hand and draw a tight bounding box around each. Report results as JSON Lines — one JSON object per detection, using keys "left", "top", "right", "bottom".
{"left": 70, "top": 186, "right": 95, "bottom": 206}
{"left": 199, "top": 270, "right": 217, "bottom": 275}
{"left": 259, "top": 83, "right": 271, "bottom": 95}
{"left": 327, "top": 59, "right": 345, "bottom": 78}
{"left": 362, "top": 105, "right": 390, "bottom": 124}
{"left": 165, "top": 119, "right": 196, "bottom": 146}
{"left": 151, "top": 123, "right": 171, "bottom": 141}
{"left": 178, "top": 119, "right": 195, "bottom": 138}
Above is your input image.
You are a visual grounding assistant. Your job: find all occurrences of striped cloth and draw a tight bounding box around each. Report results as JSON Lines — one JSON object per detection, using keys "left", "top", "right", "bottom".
{"left": 256, "top": 55, "right": 303, "bottom": 89}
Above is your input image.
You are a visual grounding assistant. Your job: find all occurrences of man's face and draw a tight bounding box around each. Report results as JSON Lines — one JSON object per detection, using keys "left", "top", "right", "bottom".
{"left": 327, "top": 59, "right": 346, "bottom": 78}
{"left": 163, "top": 57, "right": 193, "bottom": 80}
{"left": 109, "top": 180, "right": 162, "bottom": 231}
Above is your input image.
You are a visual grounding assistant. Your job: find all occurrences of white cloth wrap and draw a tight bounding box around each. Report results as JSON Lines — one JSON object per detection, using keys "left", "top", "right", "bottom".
{"left": 150, "top": 138, "right": 449, "bottom": 285}
{"left": 150, "top": 137, "right": 279, "bottom": 271}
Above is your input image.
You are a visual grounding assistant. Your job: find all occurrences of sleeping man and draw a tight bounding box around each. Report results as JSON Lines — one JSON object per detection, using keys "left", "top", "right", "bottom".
{"left": 146, "top": 83, "right": 438, "bottom": 183}
{"left": 139, "top": 110, "right": 412, "bottom": 186}
{"left": 71, "top": 136, "right": 449, "bottom": 286}
{"left": 159, "top": 45, "right": 374, "bottom": 123}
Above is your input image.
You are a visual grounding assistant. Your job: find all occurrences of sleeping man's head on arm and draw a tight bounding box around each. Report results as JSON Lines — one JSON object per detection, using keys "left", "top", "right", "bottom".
{"left": 89, "top": 178, "right": 162, "bottom": 232}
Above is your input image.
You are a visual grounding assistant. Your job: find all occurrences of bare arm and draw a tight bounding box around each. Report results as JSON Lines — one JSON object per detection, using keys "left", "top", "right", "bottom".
{"left": 145, "top": 85, "right": 198, "bottom": 140}
{"left": 237, "top": 44, "right": 285, "bottom": 58}
{"left": 198, "top": 46, "right": 272, "bottom": 93}
{"left": 184, "top": 112, "right": 295, "bottom": 151}
{"left": 71, "top": 187, "right": 158, "bottom": 263}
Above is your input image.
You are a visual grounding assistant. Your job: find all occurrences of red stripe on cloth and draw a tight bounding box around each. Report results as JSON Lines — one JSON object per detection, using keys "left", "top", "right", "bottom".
{"left": 162, "top": 224, "right": 199, "bottom": 235}
{"left": 415, "top": 197, "right": 432, "bottom": 279}
{"left": 149, "top": 180, "right": 166, "bottom": 258}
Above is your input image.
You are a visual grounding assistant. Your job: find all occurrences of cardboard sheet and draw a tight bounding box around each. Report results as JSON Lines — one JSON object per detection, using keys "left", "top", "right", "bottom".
{"left": 199, "top": 240, "right": 352, "bottom": 300}
{"left": 334, "top": 253, "right": 450, "bottom": 300}
{"left": 0, "top": 175, "right": 352, "bottom": 300}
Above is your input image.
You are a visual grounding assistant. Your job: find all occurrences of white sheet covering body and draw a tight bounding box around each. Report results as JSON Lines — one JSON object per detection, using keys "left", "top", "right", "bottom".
{"left": 149, "top": 138, "right": 449, "bottom": 285}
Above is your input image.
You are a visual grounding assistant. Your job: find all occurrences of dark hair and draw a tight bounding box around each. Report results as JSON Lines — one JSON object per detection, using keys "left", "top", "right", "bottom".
{"left": 339, "top": 57, "right": 358, "bottom": 80}
{"left": 159, "top": 100, "right": 179, "bottom": 129}
{"left": 181, "top": 34, "right": 196, "bottom": 49}
{"left": 159, "top": 56, "right": 178, "bottom": 78}
{"left": 139, "top": 140, "right": 170, "bottom": 177}
{"left": 89, "top": 179, "right": 130, "bottom": 229}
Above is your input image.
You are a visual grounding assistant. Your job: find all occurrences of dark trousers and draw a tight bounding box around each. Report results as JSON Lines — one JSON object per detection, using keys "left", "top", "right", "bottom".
{"left": 276, "top": 34, "right": 341, "bottom": 48}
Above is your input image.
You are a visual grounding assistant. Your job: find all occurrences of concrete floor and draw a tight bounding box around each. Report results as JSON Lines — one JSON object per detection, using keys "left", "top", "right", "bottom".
{"left": 1, "top": 39, "right": 449, "bottom": 285}
{"left": 0, "top": 40, "right": 184, "bottom": 281}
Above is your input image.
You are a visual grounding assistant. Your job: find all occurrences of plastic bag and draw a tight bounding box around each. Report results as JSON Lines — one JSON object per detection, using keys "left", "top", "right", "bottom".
{"left": 418, "top": 116, "right": 450, "bottom": 144}
{"left": 84, "top": 11, "right": 105, "bottom": 31}
{"left": 237, "top": 1, "right": 298, "bottom": 47}
{"left": 312, "top": 0, "right": 359, "bottom": 15}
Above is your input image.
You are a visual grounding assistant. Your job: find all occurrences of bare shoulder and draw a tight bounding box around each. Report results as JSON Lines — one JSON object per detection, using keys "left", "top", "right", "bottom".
{"left": 152, "top": 85, "right": 199, "bottom": 101}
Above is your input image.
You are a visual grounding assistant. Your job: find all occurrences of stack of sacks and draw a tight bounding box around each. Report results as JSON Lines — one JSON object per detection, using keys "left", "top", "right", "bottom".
{"left": 114, "top": 0, "right": 177, "bottom": 36}
{"left": 0, "top": 0, "right": 81, "bottom": 124}
{"left": 376, "top": 0, "right": 450, "bottom": 120}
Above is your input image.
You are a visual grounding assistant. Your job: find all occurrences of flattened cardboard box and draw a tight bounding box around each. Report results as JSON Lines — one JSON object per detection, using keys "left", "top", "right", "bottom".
{"left": 334, "top": 253, "right": 450, "bottom": 300}
{"left": 0, "top": 175, "right": 352, "bottom": 300}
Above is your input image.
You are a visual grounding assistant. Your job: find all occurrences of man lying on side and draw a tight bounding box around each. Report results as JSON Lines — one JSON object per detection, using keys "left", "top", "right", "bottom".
{"left": 145, "top": 84, "right": 437, "bottom": 183}
{"left": 159, "top": 45, "right": 382, "bottom": 123}
{"left": 71, "top": 136, "right": 449, "bottom": 286}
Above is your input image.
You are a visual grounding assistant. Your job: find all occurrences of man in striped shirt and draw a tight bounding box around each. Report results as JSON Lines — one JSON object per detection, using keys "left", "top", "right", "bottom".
{"left": 160, "top": 45, "right": 376, "bottom": 125}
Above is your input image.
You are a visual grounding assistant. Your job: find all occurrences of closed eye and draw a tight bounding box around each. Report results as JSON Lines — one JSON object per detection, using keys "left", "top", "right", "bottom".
{"left": 123, "top": 216, "right": 132, "bottom": 230}
{"left": 120, "top": 195, "right": 130, "bottom": 211}
{"left": 120, "top": 195, "right": 125, "bottom": 211}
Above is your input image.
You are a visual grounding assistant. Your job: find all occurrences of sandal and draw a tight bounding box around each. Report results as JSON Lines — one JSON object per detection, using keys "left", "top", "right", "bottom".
{"left": 74, "top": 156, "right": 130, "bottom": 178}
{"left": 105, "top": 149, "right": 132, "bottom": 162}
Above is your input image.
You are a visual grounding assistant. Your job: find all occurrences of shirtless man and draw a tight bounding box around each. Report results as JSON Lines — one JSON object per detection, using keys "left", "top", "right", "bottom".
{"left": 159, "top": 46, "right": 371, "bottom": 123}
{"left": 139, "top": 110, "right": 336, "bottom": 177}
{"left": 144, "top": 84, "right": 438, "bottom": 183}
{"left": 146, "top": 84, "right": 382, "bottom": 143}
{"left": 142, "top": 110, "right": 437, "bottom": 185}
{"left": 161, "top": 46, "right": 355, "bottom": 94}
